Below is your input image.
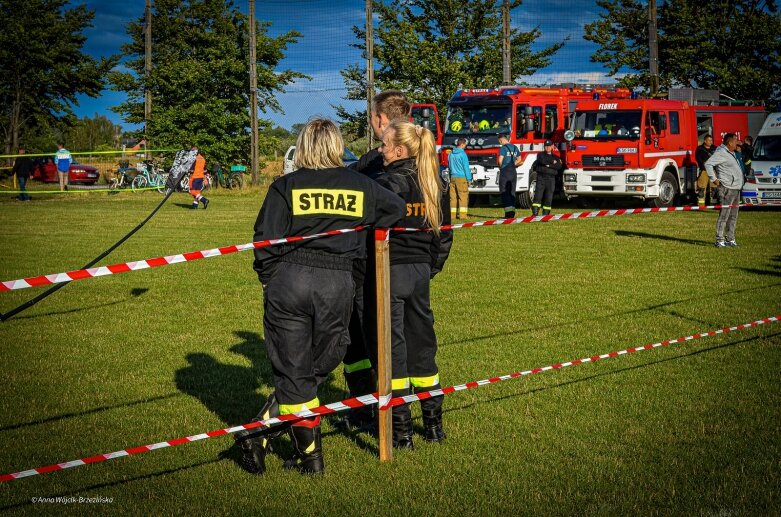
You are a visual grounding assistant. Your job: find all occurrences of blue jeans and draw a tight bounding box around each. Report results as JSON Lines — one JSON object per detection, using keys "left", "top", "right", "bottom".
{"left": 18, "top": 176, "right": 29, "bottom": 201}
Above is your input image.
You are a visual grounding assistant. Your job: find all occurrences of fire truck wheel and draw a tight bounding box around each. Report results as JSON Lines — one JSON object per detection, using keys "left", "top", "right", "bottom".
{"left": 516, "top": 172, "right": 535, "bottom": 209}
{"left": 650, "top": 171, "right": 678, "bottom": 208}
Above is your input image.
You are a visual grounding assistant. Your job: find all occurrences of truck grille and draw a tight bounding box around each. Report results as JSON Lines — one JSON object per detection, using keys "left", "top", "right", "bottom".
{"left": 583, "top": 155, "right": 625, "bottom": 167}
{"left": 468, "top": 155, "right": 497, "bottom": 168}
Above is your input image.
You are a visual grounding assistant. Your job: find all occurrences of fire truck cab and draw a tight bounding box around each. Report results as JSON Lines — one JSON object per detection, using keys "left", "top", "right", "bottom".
{"left": 563, "top": 91, "right": 766, "bottom": 207}
{"left": 411, "top": 103, "right": 442, "bottom": 146}
{"left": 441, "top": 86, "right": 632, "bottom": 207}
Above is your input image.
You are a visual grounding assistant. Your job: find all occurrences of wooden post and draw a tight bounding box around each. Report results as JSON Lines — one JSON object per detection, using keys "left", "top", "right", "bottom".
{"left": 144, "top": 0, "right": 152, "bottom": 161}
{"left": 249, "top": 0, "right": 259, "bottom": 185}
{"left": 374, "top": 228, "right": 393, "bottom": 462}
{"left": 502, "top": 0, "right": 511, "bottom": 86}
{"left": 648, "top": 0, "right": 659, "bottom": 96}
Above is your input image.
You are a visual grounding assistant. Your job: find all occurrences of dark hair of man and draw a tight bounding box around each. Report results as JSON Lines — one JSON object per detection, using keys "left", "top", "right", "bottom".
{"left": 372, "top": 90, "right": 411, "bottom": 120}
{"left": 456, "top": 137, "right": 467, "bottom": 146}
{"left": 723, "top": 133, "right": 737, "bottom": 145}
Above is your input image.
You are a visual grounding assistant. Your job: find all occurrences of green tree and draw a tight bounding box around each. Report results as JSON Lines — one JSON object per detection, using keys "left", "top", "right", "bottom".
{"left": 584, "top": 0, "right": 781, "bottom": 102}
{"left": 110, "top": 0, "right": 303, "bottom": 167}
{"left": 336, "top": 0, "right": 564, "bottom": 140}
{"left": 63, "top": 114, "right": 122, "bottom": 152}
{"left": 0, "top": 0, "right": 116, "bottom": 154}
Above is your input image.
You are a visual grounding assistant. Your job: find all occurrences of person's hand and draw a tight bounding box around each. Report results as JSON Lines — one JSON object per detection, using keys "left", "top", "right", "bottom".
{"left": 713, "top": 179, "right": 720, "bottom": 186}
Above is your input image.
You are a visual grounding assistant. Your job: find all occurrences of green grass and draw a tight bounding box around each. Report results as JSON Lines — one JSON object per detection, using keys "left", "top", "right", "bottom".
{"left": 0, "top": 189, "right": 779, "bottom": 515}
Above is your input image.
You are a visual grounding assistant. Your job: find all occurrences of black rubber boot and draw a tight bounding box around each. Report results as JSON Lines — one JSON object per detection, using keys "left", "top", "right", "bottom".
{"left": 334, "top": 369, "right": 377, "bottom": 433}
{"left": 201, "top": 197, "right": 209, "bottom": 209}
{"left": 532, "top": 206, "right": 539, "bottom": 216}
{"left": 542, "top": 209, "right": 551, "bottom": 216}
{"left": 505, "top": 210, "right": 516, "bottom": 218}
{"left": 417, "top": 386, "right": 446, "bottom": 443}
{"left": 283, "top": 422, "right": 324, "bottom": 475}
{"left": 234, "top": 393, "right": 285, "bottom": 475}
{"left": 392, "top": 403, "right": 414, "bottom": 449}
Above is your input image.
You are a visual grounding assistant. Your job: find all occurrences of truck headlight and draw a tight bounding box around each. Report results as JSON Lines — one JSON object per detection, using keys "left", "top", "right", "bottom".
{"left": 627, "top": 174, "right": 645, "bottom": 183}
{"left": 564, "top": 174, "right": 576, "bottom": 182}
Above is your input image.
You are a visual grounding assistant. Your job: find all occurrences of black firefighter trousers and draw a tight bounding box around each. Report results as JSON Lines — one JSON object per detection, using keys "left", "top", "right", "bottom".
{"left": 263, "top": 262, "right": 354, "bottom": 408}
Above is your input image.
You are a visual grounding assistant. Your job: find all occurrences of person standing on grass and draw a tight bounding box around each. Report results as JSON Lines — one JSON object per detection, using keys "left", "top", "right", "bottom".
{"left": 12, "top": 147, "right": 33, "bottom": 201}
{"left": 705, "top": 133, "right": 744, "bottom": 248}
{"left": 695, "top": 135, "right": 717, "bottom": 206}
{"left": 54, "top": 142, "right": 71, "bottom": 191}
{"left": 497, "top": 134, "right": 520, "bottom": 218}
{"left": 238, "top": 118, "right": 405, "bottom": 475}
{"left": 334, "top": 89, "right": 413, "bottom": 434}
{"left": 377, "top": 119, "right": 452, "bottom": 449}
{"left": 188, "top": 146, "right": 209, "bottom": 209}
{"left": 530, "top": 139, "right": 564, "bottom": 216}
{"left": 448, "top": 137, "right": 472, "bottom": 220}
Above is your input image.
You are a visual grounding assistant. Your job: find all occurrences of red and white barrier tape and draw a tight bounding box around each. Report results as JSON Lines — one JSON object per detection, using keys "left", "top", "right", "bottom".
{"left": 0, "top": 205, "right": 738, "bottom": 293}
{"left": 0, "top": 226, "right": 365, "bottom": 292}
{"left": 2, "top": 314, "right": 776, "bottom": 483}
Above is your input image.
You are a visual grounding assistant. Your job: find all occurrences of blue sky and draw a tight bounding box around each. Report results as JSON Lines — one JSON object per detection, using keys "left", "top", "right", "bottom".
{"left": 74, "top": 0, "right": 616, "bottom": 131}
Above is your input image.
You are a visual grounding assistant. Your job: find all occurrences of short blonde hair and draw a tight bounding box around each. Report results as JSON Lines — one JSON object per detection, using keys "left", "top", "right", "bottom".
{"left": 294, "top": 118, "right": 344, "bottom": 170}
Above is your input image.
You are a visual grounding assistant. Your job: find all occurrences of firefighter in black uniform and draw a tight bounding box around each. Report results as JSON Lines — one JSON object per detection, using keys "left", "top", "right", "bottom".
{"left": 377, "top": 119, "right": 452, "bottom": 448}
{"left": 336, "top": 90, "right": 413, "bottom": 433}
{"left": 238, "top": 118, "right": 405, "bottom": 475}
{"left": 531, "top": 139, "right": 564, "bottom": 216}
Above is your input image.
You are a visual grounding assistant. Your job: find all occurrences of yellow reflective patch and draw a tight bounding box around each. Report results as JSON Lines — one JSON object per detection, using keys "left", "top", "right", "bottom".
{"left": 292, "top": 189, "right": 364, "bottom": 217}
{"left": 279, "top": 397, "right": 320, "bottom": 415}
{"left": 391, "top": 378, "right": 410, "bottom": 390}
{"left": 410, "top": 374, "right": 440, "bottom": 388}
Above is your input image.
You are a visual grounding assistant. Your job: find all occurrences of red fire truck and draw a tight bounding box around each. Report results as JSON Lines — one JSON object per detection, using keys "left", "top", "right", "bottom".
{"left": 441, "top": 86, "right": 632, "bottom": 207}
{"left": 562, "top": 90, "right": 767, "bottom": 207}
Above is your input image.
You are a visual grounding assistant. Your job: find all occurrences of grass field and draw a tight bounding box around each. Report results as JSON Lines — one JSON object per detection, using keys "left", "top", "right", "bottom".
{"left": 0, "top": 188, "right": 779, "bottom": 515}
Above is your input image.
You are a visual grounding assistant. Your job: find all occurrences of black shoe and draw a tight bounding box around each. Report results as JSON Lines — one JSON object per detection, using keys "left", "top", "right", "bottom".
{"left": 419, "top": 387, "right": 446, "bottom": 443}
{"left": 235, "top": 432, "right": 269, "bottom": 475}
{"left": 392, "top": 403, "right": 414, "bottom": 450}
{"left": 201, "top": 197, "right": 209, "bottom": 209}
{"left": 505, "top": 211, "right": 516, "bottom": 218}
{"left": 284, "top": 423, "right": 324, "bottom": 475}
{"left": 190, "top": 202, "right": 199, "bottom": 209}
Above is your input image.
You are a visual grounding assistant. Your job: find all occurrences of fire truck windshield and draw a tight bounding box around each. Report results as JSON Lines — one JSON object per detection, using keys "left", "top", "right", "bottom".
{"left": 571, "top": 110, "right": 642, "bottom": 140}
{"left": 445, "top": 103, "right": 512, "bottom": 135}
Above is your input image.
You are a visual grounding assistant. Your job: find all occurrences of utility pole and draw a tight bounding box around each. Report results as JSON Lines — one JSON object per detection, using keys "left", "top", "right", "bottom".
{"left": 366, "top": 0, "right": 374, "bottom": 150}
{"left": 144, "top": 0, "right": 152, "bottom": 160}
{"left": 249, "top": 0, "right": 259, "bottom": 185}
{"left": 502, "top": 0, "right": 511, "bottom": 85}
{"left": 648, "top": 0, "right": 659, "bottom": 96}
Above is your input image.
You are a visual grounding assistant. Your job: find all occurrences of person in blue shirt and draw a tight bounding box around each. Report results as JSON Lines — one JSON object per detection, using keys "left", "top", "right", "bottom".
{"left": 448, "top": 138, "right": 472, "bottom": 219}
{"left": 496, "top": 134, "right": 520, "bottom": 218}
{"left": 54, "top": 142, "right": 72, "bottom": 191}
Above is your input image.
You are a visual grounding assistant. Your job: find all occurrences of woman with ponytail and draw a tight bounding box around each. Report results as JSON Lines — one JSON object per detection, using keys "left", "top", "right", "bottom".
{"left": 377, "top": 119, "right": 453, "bottom": 449}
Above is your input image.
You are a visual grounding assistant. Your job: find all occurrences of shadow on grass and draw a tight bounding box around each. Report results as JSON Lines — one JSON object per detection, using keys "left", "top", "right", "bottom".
{"left": 0, "top": 457, "right": 226, "bottom": 512}
{"left": 5, "top": 287, "right": 149, "bottom": 321}
{"left": 614, "top": 230, "right": 711, "bottom": 246}
{"left": 738, "top": 268, "right": 781, "bottom": 278}
{"left": 173, "top": 202, "right": 198, "bottom": 209}
{"left": 441, "top": 282, "right": 781, "bottom": 348}
{"left": 443, "top": 332, "right": 779, "bottom": 418}
{"left": 0, "top": 392, "right": 182, "bottom": 433}
{"left": 174, "top": 330, "right": 360, "bottom": 468}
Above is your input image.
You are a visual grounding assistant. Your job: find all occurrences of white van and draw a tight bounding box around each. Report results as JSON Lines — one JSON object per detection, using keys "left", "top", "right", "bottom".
{"left": 282, "top": 145, "right": 359, "bottom": 174}
{"left": 743, "top": 112, "right": 781, "bottom": 205}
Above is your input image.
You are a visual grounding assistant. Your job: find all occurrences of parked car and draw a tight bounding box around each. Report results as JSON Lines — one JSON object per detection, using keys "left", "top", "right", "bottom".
{"left": 31, "top": 157, "right": 100, "bottom": 185}
{"left": 282, "top": 145, "right": 359, "bottom": 174}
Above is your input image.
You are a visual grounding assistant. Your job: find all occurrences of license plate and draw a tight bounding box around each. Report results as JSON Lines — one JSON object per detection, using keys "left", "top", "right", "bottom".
{"left": 762, "top": 191, "right": 781, "bottom": 199}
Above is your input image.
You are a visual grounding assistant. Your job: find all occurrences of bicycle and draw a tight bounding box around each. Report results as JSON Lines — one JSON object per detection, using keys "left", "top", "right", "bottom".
{"left": 130, "top": 161, "right": 166, "bottom": 193}
{"left": 178, "top": 171, "right": 211, "bottom": 193}
{"left": 210, "top": 163, "right": 245, "bottom": 189}
{"left": 109, "top": 164, "right": 139, "bottom": 190}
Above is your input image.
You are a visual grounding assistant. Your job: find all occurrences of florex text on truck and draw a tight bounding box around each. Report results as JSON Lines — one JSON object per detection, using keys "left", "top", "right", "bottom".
{"left": 562, "top": 89, "right": 767, "bottom": 207}
{"left": 440, "top": 86, "right": 632, "bottom": 207}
